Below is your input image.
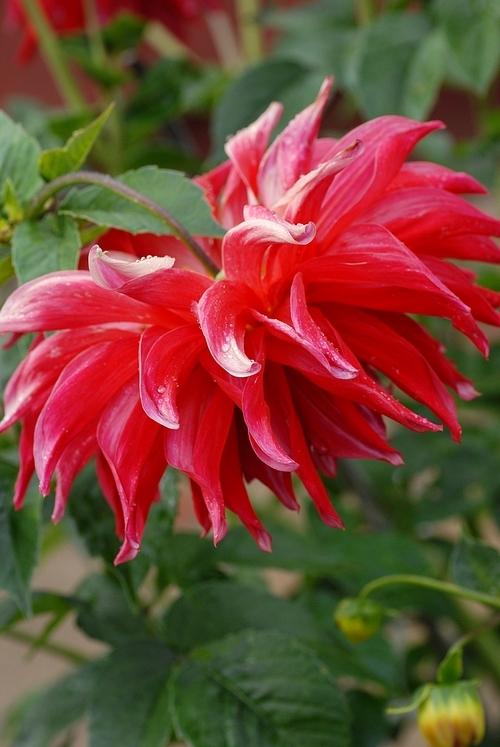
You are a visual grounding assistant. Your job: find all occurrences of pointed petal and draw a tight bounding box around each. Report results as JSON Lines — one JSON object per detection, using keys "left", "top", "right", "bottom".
{"left": 53, "top": 427, "right": 97, "bottom": 522}
{"left": 258, "top": 78, "right": 333, "bottom": 206}
{"left": 225, "top": 101, "right": 283, "bottom": 200}
{"left": 388, "top": 162, "right": 487, "bottom": 194}
{"left": 34, "top": 335, "right": 139, "bottom": 495}
{"left": 139, "top": 324, "right": 205, "bottom": 428}
{"left": 315, "top": 117, "right": 443, "bottom": 240}
{"left": 0, "top": 272, "right": 161, "bottom": 333}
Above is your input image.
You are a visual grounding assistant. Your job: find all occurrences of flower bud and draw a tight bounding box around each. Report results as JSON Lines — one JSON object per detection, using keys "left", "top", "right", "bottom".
{"left": 333, "top": 597, "right": 383, "bottom": 643}
{"left": 417, "top": 681, "right": 485, "bottom": 747}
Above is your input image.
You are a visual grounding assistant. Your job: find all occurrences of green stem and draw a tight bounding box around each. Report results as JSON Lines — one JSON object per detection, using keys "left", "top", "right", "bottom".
{"left": 4, "top": 629, "right": 90, "bottom": 665}
{"left": 234, "top": 0, "right": 262, "bottom": 64}
{"left": 26, "top": 171, "right": 220, "bottom": 276}
{"left": 359, "top": 574, "right": 500, "bottom": 610}
{"left": 20, "top": 0, "right": 86, "bottom": 110}
{"left": 355, "top": 0, "right": 376, "bottom": 24}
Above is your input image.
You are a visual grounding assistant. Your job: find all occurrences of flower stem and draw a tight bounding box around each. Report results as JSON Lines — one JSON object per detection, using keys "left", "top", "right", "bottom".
{"left": 20, "top": 0, "right": 86, "bottom": 110}
{"left": 4, "top": 629, "right": 89, "bottom": 665}
{"left": 26, "top": 171, "right": 220, "bottom": 276}
{"left": 234, "top": 0, "right": 262, "bottom": 64}
{"left": 359, "top": 574, "right": 500, "bottom": 610}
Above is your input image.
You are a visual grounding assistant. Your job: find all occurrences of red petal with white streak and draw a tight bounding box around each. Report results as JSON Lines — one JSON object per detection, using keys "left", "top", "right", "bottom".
{"left": 0, "top": 272, "right": 164, "bottom": 333}
{"left": 140, "top": 324, "right": 205, "bottom": 428}
{"left": 258, "top": 78, "right": 333, "bottom": 206}
{"left": 196, "top": 280, "right": 261, "bottom": 377}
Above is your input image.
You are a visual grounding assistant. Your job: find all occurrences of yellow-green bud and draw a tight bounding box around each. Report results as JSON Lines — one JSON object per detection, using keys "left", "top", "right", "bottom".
{"left": 333, "top": 597, "right": 383, "bottom": 643}
{"left": 418, "top": 681, "right": 485, "bottom": 747}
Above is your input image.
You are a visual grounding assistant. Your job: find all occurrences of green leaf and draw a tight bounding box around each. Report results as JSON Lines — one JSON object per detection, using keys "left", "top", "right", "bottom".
{"left": 102, "top": 12, "right": 146, "bottom": 53}
{"left": 5, "top": 664, "right": 96, "bottom": 747}
{"left": 163, "top": 580, "right": 317, "bottom": 652}
{"left": 353, "top": 12, "right": 431, "bottom": 118}
{"left": 75, "top": 573, "right": 150, "bottom": 646}
{"left": 433, "top": 0, "right": 500, "bottom": 94}
{"left": 450, "top": 535, "right": 500, "bottom": 596}
{"left": 60, "top": 165, "right": 225, "bottom": 237}
{"left": 211, "top": 59, "right": 325, "bottom": 162}
{"left": 170, "top": 629, "right": 350, "bottom": 747}
{"left": 402, "top": 29, "right": 447, "bottom": 120}
{"left": 0, "top": 111, "right": 42, "bottom": 203}
{"left": 38, "top": 104, "right": 114, "bottom": 181}
{"left": 0, "top": 591, "right": 78, "bottom": 631}
{"left": 89, "top": 640, "right": 176, "bottom": 747}
{"left": 0, "top": 463, "right": 41, "bottom": 616}
{"left": 11, "top": 213, "right": 82, "bottom": 284}
{"left": 0, "top": 247, "right": 14, "bottom": 285}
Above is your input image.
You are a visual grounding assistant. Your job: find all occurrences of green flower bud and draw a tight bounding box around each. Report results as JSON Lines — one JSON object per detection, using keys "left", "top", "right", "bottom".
{"left": 418, "top": 681, "right": 485, "bottom": 747}
{"left": 333, "top": 597, "right": 383, "bottom": 643}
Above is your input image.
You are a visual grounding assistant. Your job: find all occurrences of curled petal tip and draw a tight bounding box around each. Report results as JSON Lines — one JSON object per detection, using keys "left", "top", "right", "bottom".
{"left": 114, "top": 536, "right": 141, "bottom": 565}
{"left": 256, "top": 529, "right": 273, "bottom": 553}
{"left": 89, "top": 244, "right": 175, "bottom": 290}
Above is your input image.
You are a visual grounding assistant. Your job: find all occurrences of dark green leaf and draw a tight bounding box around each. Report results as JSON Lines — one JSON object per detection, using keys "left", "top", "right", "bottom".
{"left": 75, "top": 573, "right": 150, "bottom": 646}
{"left": 170, "top": 629, "right": 350, "bottom": 747}
{"left": 450, "top": 535, "right": 500, "bottom": 596}
{"left": 211, "top": 59, "right": 325, "bottom": 162}
{"left": 437, "top": 646, "right": 463, "bottom": 685}
{"left": 102, "top": 12, "right": 146, "bottom": 53}
{"left": 353, "top": 12, "right": 431, "bottom": 118}
{"left": 11, "top": 214, "right": 81, "bottom": 284}
{"left": 89, "top": 640, "right": 176, "bottom": 747}
{"left": 153, "top": 532, "right": 223, "bottom": 589}
{"left": 38, "top": 104, "right": 114, "bottom": 181}
{"left": 0, "top": 248, "right": 14, "bottom": 285}
{"left": 5, "top": 664, "right": 96, "bottom": 747}
{"left": 163, "top": 580, "right": 317, "bottom": 652}
{"left": 0, "top": 463, "right": 41, "bottom": 615}
{"left": 60, "top": 165, "right": 225, "bottom": 237}
{"left": 0, "top": 111, "right": 42, "bottom": 203}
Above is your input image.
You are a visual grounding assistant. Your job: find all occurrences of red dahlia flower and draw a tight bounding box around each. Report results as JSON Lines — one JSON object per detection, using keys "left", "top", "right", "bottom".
{"left": 2, "top": 78, "right": 500, "bottom": 562}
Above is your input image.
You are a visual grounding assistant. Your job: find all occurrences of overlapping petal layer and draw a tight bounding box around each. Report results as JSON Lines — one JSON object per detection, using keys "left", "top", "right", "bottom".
{"left": 2, "top": 79, "right": 500, "bottom": 561}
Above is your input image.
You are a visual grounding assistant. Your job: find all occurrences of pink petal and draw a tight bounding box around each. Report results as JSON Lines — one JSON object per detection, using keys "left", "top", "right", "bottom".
{"left": 88, "top": 245, "right": 175, "bottom": 289}
{"left": 258, "top": 78, "right": 333, "bottom": 206}
{"left": 53, "top": 427, "right": 97, "bottom": 522}
{"left": 225, "top": 101, "right": 284, "bottom": 201}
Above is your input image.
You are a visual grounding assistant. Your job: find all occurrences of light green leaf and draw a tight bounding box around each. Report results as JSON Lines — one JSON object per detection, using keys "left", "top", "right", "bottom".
{"left": 437, "top": 646, "right": 463, "bottom": 685}
{"left": 402, "top": 29, "right": 447, "bottom": 120}
{"left": 89, "top": 640, "right": 176, "bottom": 747}
{"left": 38, "top": 103, "right": 114, "bottom": 181}
{"left": 0, "top": 248, "right": 14, "bottom": 285}
{"left": 353, "top": 11, "right": 431, "bottom": 118}
{"left": 3, "top": 177, "right": 24, "bottom": 222}
{"left": 433, "top": 0, "right": 500, "bottom": 94}
{"left": 0, "top": 111, "right": 42, "bottom": 203}
{"left": 0, "top": 464, "right": 41, "bottom": 616}
{"left": 170, "top": 629, "right": 350, "bottom": 747}
{"left": 60, "top": 165, "right": 225, "bottom": 238}
{"left": 450, "top": 535, "right": 500, "bottom": 596}
{"left": 11, "top": 213, "right": 82, "bottom": 284}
